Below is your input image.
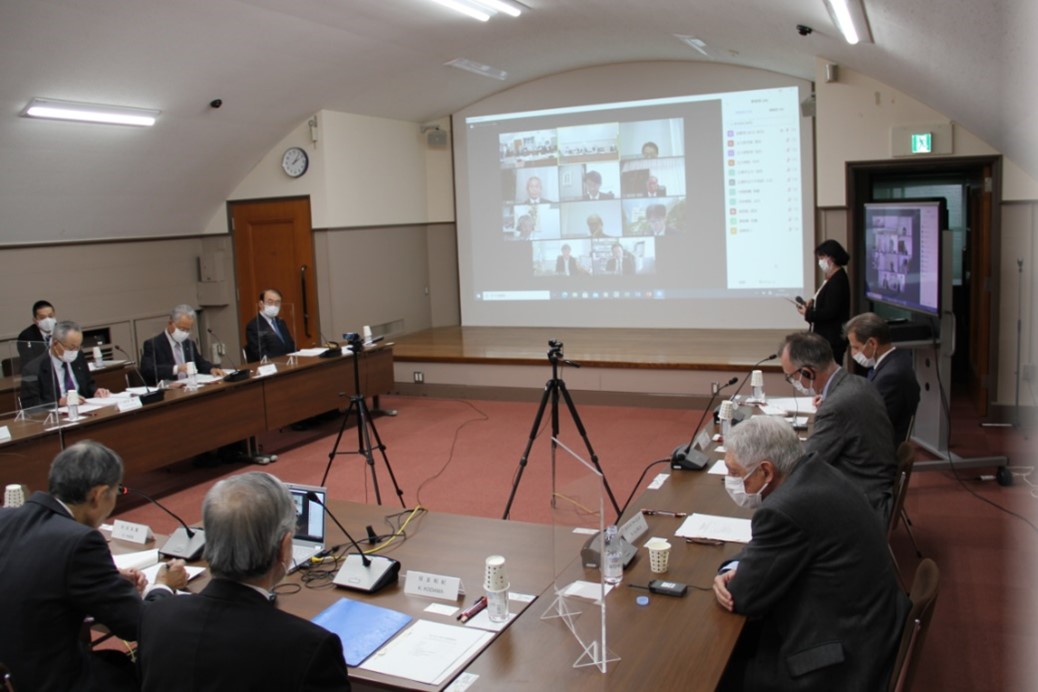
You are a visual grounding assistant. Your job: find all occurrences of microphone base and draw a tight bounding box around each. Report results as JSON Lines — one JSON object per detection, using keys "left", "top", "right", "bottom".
{"left": 670, "top": 443, "right": 711, "bottom": 471}
{"left": 160, "top": 527, "right": 206, "bottom": 561}
{"left": 223, "top": 369, "right": 251, "bottom": 383}
{"left": 140, "top": 389, "right": 166, "bottom": 405}
{"left": 319, "top": 348, "right": 342, "bottom": 358}
{"left": 333, "top": 554, "right": 400, "bottom": 593}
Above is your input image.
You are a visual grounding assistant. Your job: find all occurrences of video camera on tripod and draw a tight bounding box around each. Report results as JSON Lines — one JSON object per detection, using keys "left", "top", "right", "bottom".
{"left": 548, "top": 338, "right": 564, "bottom": 361}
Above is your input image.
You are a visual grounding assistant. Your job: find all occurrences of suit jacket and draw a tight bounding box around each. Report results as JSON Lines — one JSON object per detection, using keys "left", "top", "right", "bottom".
{"left": 804, "top": 368, "right": 897, "bottom": 522}
{"left": 555, "top": 255, "right": 584, "bottom": 276}
{"left": 0, "top": 493, "right": 171, "bottom": 692}
{"left": 869, "top": 348, "right": 920, "bottom": 445}
{"left": 139, "top": 332, "right": 214, "bottom": 386}
{"left": 244, "top": 314, "right": 297, "bottom": 362}
{"left": 645, "top": 185, "right": 667, "bottom": 197}
{"left": 606, "top": 254, "right": 636, "bottom": 275}
{"left": 138, "top": 579, "right": 351, "bottom": 691}
{"left": 804, "top": 267, "right": 850, "bottom": 363}
{"left": 16, "top": 323, "right": 48, "bottom": 365}
{"left": 19, "top": 351, "right": 98, "bottom": 408}
{"left": 583, "top": 191, "right": 615, "bottom": 200}
{"left": 723, "top": 457, "right": 909, "bottom": 692}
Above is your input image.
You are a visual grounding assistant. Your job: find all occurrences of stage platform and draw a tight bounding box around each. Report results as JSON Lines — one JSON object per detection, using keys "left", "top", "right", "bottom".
{"left": 389, "top": 326, "right": 792, "bottom": 403}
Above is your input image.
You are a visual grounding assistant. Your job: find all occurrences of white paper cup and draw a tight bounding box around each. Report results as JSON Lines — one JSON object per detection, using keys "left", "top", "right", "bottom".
{"left": 484, "top": 555, "right": 508, "bottom": 592}
{"left": 185, "top": 361, "right": 198, "bottom": 376}
{"left": 718, "top": 399, "right": 735, "bottom": 421}
{"left": 646, "top": 538, "right": 672, "bottom": 574}
{"left": 4, "top": 484, "right": 25, "bottom": 508}
{"left": 750, "top": 369, "right": 764, "bottom": 388}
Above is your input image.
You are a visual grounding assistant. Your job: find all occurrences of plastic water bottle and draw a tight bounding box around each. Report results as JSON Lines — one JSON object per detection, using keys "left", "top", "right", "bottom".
{"left": 603, "top": 525, "right": 623, "bottom": 585}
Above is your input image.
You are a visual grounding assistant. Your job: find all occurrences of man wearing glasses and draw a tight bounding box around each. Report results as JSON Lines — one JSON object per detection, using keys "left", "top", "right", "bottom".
{"left": 20, "top": 320, "right": 110, "bottom": 408}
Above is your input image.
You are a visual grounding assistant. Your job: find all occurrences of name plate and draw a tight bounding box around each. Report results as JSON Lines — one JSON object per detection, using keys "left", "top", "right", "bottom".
{"left": 0, "top": 426, "right": 10, "bottom": 442}
{"left": 620, "top": 512, "right": 650, "bottom": 544}
{"left": 404, "top": 570, "right": 463, "bottom": 601}
{"left": 117, "top": 397, "right": 143, "bottom": 413}
{"left": 112, "top": 519, "right": 153, "bottom": 545}
{"left": 694, "top": 429, "right": 712, "bottom": 451}
{"left": 257, "top": 363, "right": 278, "bottom": 377}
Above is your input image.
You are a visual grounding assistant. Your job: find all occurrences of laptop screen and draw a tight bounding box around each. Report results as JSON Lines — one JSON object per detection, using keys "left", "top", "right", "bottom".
{"left": 286, "top": 483, "right": 326, "bottom": 545}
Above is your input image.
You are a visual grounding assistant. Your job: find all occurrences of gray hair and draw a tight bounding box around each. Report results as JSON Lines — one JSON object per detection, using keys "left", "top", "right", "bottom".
{"left": 725, "top": 416, "right": 803, "bottom": 476}
{"left": 169, "top": 304, "right": 197, "bottom": 322}
{"left": 844, "top": 312, "right": 892, "bottom": 344}
{"left": 52, "top": 320, "right": 81, "bottom": 346}
{"left": 781, "top": 331, "right": 834, "bottom": 370}
{"left": 49, "top": 441, "right": 123, "bottom": 503}
{"left": 202, "top": 472, "right": 296, "bottom": 581}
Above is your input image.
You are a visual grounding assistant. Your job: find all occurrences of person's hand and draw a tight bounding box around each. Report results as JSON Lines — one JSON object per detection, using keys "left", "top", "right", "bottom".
{"left": 156, "top": 559, "right": 189, "bottom": 591}
{"left": 96, "top": 388, "right": 110, "bottom": 398}
{"left": 211, "top": 368, "right": 226, "bottom": 377}
{"left": 812, "top": 394, "right": 824, "bottom": 409}
{"left": 58, "top": 395, "right": 68, "bottom": 406}
{"left": 713, "top": 569, "right": 736, "bottom": 612}
{"left": 795, "top": 302, "right": 807, "bottom": 316}
{"left": 120, "top": 568, "right": 148, "bottom": 594}
{"left": 175, "top": 364, "right": 189, "bottom": 374}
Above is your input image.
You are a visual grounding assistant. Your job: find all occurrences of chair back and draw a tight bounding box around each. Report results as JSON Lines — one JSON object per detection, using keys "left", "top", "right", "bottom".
{"left": 889, "top": 558, "right": 940, "bottom": 692}
{"left": 888, "top": 441, "right": 916, "bottom": 538}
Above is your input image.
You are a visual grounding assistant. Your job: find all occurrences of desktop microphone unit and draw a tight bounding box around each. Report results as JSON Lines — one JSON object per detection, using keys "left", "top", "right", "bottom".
{"left": 205, "top": 328, "right": 250, "bottom": 382}
{"left": 671, "top": 377, "right": 737, "bottom": 470}
{"left": 113, "top": 345, "right": 165, "bottom": 405}
{"left": 306, "top": 491, "right": 400, "bottom": 593}
{"left": 119, "top": 485, "right": 205, "bottom": 561}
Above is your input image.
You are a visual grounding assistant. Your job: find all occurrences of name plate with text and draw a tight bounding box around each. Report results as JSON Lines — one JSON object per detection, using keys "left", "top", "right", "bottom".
{"left": 257, "top": 364, "right": 278, "bottom": 377}
{"left": 117, "top": 397, "right": 143, "bottom": 413}
{"left": 112, "top": 519, "right": 153, "bottom": 545}
{"left": 0, "top": 426, "right": 10, "bottom": 442}
{"left": 405, "top": 570, "right": 463, "bottom": 601}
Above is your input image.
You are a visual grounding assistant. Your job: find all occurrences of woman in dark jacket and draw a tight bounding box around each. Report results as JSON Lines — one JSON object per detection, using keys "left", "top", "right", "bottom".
{"left": 798, "top": 239, "right": 851, "bottom": 364}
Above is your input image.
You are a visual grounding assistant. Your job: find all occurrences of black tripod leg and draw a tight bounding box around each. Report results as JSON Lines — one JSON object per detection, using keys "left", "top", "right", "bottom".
{"left": 557, "top": 381, "right": 622, "bottom": 518}
{"left": 322, "top": 398, "right": 358, "bottom": 486}
{"left": 354, "top": 398, "right": 383, "bottom": 505}
{"left": 503, "top": 380, "right": 554, "bottom": 520}
{"left": 362, "top": 408, "right": 406, "bottom": 507}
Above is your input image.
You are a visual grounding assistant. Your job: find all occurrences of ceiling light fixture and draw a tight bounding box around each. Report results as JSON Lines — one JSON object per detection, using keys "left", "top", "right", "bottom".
{"left": 674, "top": 35, "right": 712, "bottom": 58}
{"left": 427, "top": 0, "right": 490, "bottom": 21}
{"left": 445, "top": 58, "right": 508, "bottom": 81}
{"left": 22, "top": 97, "right": 159, "bottom": 127}
{"left": 426, "top": 0, "right": 522, "bottom": 21}
{"left": 822, "top": 0, "right": 873, "bottom": 45}
{"left": 474, "top": 0, "right": 521, "bottom": 17}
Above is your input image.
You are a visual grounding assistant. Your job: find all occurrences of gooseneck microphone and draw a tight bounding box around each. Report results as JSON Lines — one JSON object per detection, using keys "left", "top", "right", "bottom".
{"left": 206, "top": 328, "right": 250, "bottom": 382}
{"left": 305, "top": 491, "right": 400, "bottom": 593}
{"left": 728, "top": 353, "right": 779, "bottom": 406}
{"left": 119, "top": 485, "right": 205, "bottom": 560}
{"left": 671, "top": 377, "right": 738, "bottom": 470}
{"left": 113, "top": 345, "right": 165, "bottom": 405}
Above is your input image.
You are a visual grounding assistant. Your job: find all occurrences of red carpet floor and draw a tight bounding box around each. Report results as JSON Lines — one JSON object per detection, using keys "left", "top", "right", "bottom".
{"left": 108, "top": 394, "right": 1036, "bottom": 691}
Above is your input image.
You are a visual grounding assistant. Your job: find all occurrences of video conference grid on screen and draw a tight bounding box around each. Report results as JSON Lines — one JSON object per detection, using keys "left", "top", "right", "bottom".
{"left": 863, "top": 202, "right": 943, "bottom": 316}
{"left": 461, "top": 87, "right": 807, "bottom": 311}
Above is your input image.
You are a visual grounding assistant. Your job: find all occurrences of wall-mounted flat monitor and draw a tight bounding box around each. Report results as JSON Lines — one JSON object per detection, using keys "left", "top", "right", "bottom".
{"left": 862, "top": 199, "right": 946, "bottom": 317}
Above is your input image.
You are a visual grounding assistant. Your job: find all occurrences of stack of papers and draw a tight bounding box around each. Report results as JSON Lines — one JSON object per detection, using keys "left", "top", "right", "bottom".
{"left": 291, "top": 348, "right": 329, "bottom": 357}
{"left": 675, "top": 514, "right": 753, "bottom": 543}
{"left": 358, "top": 620, "right": 492, "bottom": 685}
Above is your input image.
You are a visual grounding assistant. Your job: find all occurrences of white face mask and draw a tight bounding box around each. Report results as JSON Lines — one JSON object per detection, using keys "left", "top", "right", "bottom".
{"left": 790, "top": 376, "right": 815, "bottom": 397}
{"left": 725, "top": 466, "right": 769, "bottom": 510}
{"left": 852, "top": 343, "right": 877, "bottom": 369}
{"left": 171, "top": 328, "right": 190, "bottom": 344}
{"left": 38, "top": 317, "right": 57, "bottom": 334}
{"left": 818, "top": 258, "right": 832, "bottom": 274}
{"left": 59, "top": 347, "right": 79, "bottom": 364}
{"left": 262, "top": 304, "right": 280, "bottom": 319}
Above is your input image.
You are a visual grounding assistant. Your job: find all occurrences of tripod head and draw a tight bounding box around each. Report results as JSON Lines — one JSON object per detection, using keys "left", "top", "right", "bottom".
{"left": 546, "top": 339, "right": 580, "bottom": 369}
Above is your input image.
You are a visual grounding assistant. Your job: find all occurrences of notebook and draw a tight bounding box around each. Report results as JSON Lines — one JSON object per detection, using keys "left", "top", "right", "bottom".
{"left": 286, "top": 482, "right": 327, "bottom": 572}
{"left": 311, "top": 597, "right": 413, "bottom": 667}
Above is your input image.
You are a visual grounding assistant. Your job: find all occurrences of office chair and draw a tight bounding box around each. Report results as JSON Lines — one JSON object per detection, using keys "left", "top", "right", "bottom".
{"left": 888, "top": 558, "right": 940, "bottom": 692}
{"left": 889, "top": 440, "right": 922, "bottom": 553}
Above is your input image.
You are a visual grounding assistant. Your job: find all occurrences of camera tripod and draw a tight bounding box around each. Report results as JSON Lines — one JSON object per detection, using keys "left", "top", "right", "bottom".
{"left": 321, "top": 337, "right": 405, "bottom": 507}
{"left": 502, "top": 340, "right": 621, "bottom": 520}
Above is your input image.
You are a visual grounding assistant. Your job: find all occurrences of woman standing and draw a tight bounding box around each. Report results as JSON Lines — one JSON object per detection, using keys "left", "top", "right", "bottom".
{"left": 798, "top": 239, "right": 851, "bottom": 364}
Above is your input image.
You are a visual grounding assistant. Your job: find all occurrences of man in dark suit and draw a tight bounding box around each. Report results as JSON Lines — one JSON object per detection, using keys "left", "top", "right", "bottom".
{"left": 605, "top": 242, "right": 636, "bottom": 275}
{"left": 245, "top": 288, "right": 298, "bottom": 362}
{"left": 845, "top": 312, "right": 921, "bottom": 445}
{"left": 643, "top": 203, "right": 677, "bottom": 236}
{"left": 780, "top": 331, "right": 897, "bottom": 522}
{"left": 523, "top": 175, "right": 552, "bottom": 204}
{"left": 0, "top": 442, "right": 187, "bottom": 692}
{"left": 713, "top": 416, "right": 908, "bottom": 692}
{"left": 555, "top": 244, "right": 586, "bottom": 276}
{"left": 19, "top": 320, "right": 111, "bottom": 408}
{"left": 16, "top": 299, "right": 57, "bottom": 366}
{"left": 137, "top": 472, "right": 351, "bottom": 691}
{"left": 583, "top": 170, "right": 615, "bottom": 200}
{"left": 140, "top": 304, "right": 225, "bottom": 386}
{"left": 645, "top": 175, "right": 667, "bottom": 197}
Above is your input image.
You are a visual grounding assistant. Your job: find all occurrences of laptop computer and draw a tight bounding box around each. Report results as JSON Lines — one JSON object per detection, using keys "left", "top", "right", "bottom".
{"left": 286, "top": 482, "right": 327, "bottom": 573}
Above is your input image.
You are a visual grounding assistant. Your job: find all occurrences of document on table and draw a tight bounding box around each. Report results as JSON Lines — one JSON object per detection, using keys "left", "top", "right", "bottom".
{"left": 56, "top": 404, "right": 103, "bottom": 415}
{"left": 760, "top": 397, "right": 817, "bottom": 415}
{"left": 358, "top": 620, "right": 493, "bottom": 685}
{"left": 112, "top": 549, "right": 160, "bottom": 571}
{"left": 141, "top": 562, "right": 206, "bottom": 586}
{"left": 675, "top": 514, "right": 753, "bottom": 543}
{"left": 707, "top": 459, "right": 727, "bottom": 475}
{"left": 291, "top": 348, "right": 328, "bottom": 357}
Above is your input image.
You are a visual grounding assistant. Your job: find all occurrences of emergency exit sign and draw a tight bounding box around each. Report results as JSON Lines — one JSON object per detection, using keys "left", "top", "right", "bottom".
{"left": 910, "top": 132, "right": 933, "bottom": 154}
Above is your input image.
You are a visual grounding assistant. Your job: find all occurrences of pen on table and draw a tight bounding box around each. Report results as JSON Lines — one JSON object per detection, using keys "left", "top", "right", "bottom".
{"left": 457, "top": 596, "right": 488, "bottom": 623}
{"left": 641, "top": 509, "right": 688, "bottom": 518}
{"left": 685, "top": 537, "right": 725, "bottom": 546}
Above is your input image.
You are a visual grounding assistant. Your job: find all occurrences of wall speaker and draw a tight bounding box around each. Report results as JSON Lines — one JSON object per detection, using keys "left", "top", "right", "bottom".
{"left": 426, "top": 129, "right": 448, "bottom": 147}
{"left": 799, "top": 94, "right": 816, "bottom": 118}
{"left": 825, "top": 63, "right": 839, "bottom": 83}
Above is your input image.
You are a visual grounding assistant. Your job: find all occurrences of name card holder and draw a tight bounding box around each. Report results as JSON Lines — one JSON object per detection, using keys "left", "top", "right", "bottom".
{"left": 112, "top": 519, "right": 153, "bottom": 545}
{"left": 404, "top": 570, "right": 463, "bottom": 601}
{"left": 117, "top": 397, "right": 143, "bottom": 413}
{"left": 0, "top": 426, "right": 11, "bottom": 442}
{"left": 257, "top": 363, "right": 278, "bottom": 377}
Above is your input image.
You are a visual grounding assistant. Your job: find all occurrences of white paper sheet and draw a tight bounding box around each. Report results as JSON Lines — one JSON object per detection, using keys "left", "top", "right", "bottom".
{"left": 359, "top": 620, "right": 493, "bottom": 685}
{"left": 760, "top": 396, "right": 817, "bottom": 415}
{"left": 707, "top": 459, "right": 728, "bottom": 475}
{"left": 675, "top": 514, "right": 753, "bottom": 543}
{"left": 112, "top": 549, "right": 159, "bottom": 571}
{"left": 140, "top": 562, "right": 206, "bottom": 586}
{"left": 561, "top": 580, "right": 615, "bottom": 604}
{"left": 291, "top": 348, "right": 328, "bottom": 357}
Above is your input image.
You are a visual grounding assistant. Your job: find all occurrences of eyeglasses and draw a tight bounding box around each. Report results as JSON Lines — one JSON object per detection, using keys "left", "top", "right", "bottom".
{"left": 783, "top": 367, "right": 811, "bottom": 386}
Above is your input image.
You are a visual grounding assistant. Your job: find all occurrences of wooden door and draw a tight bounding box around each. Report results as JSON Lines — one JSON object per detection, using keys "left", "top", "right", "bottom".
{"left": 230, "top": 197, "right": 319, "bottom": 351}
{"left": 967, "top": 167, "right": 994, "bottom": 416}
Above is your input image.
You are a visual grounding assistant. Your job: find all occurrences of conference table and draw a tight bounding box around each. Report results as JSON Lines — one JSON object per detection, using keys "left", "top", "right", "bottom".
{"left": 115, "top": 456, "right": 750, "bottom": 691}
{"left": 0, "top": 345, "right": 394, "bottom": 493}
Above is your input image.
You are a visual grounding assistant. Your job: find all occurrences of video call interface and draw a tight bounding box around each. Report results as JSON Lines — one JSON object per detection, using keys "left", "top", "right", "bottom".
{"left": 290, "top": 488, "right": 325, "bottom": 543}
{"left": 864, "top": 202, "right": 942, "bottom": 316}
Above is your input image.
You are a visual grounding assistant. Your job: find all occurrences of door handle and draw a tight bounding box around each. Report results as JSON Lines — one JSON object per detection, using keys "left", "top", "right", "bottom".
{"left": 300, "top": 265, "right": 312, "bottom": 339}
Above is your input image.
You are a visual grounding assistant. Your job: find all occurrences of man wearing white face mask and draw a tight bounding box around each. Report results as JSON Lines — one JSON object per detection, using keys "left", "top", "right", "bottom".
{"left": 779, "top": 332, "right": 896, "bottom": 523}
{"left": 16, "top": 300, "right": 58, "bottom": 366}
{"left": 845, "top": 313, "right": 920, "bottom": 446}
{"left": 20, "top": 320, "right": 110, "bottom": 408}
{"left": 244, "top": 289, "right": 297, "bottom": 363}
{"left": 713, "top": 416, "right": 908, "bottom": 692}
{"left": 140, "top": 305, "right": 225, "bottom": 386}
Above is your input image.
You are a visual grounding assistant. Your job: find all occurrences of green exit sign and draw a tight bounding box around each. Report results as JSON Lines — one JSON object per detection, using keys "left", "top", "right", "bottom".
{"left": 911, "top": 132, "right": 933, "bottom": 154}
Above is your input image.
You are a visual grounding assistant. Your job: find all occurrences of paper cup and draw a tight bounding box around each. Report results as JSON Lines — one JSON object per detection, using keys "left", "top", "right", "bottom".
{"left": 4, "top": 484, "right": 25, "bottom": 508}
{"left": 750, "top": 369, "right": 764, "bottom": 388}
{"left": 484, "top": 555, "right": 508, "bottom": 592}
{"left": 185, "top": 361, "right": 198, "bottom": 376}
{"left": 718, "top": 399, "right": 735, "bottom": 421}
{"left": 646, "top": 538, "right": 671, "bottom": 574}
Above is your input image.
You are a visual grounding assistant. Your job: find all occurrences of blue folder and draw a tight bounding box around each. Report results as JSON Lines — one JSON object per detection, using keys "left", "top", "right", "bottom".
{"left": 311, "top": 596, "right": 414, "bottom": 667}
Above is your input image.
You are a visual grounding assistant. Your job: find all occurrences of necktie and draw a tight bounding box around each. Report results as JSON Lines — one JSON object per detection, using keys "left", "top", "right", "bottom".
{"left": 63, "top": 363, "right": 75, "bottom": 394}
{"left": 867, "top": 368, "right": 876, "bottom": 381}
{"left": 174, "top": 342, "right": 185, "bottom": 365}
{"left": 271, "top": 319, "right": 284, "bottom": 343}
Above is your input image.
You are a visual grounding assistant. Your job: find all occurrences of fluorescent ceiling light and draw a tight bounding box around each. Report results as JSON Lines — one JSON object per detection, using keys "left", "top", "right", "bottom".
{"left": 22, "top": 97, "right": 159, "bottom": 127}
{"left": 474, "top": 0, "right": 521, "bottom": 17}
{"left": 823, "top": 0, "right": 873, "bottom": 45}
{"left": 428, "top": 0, "right": 490, "bottom": 21}
{"left": 446, "top": 58, "right": 508, "bottom": 80}
{"left": 674, "top": 35, "right": 712, "bottom": 58}
{"left": 426, "top": 0, "right": 523, "bottom": 21}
